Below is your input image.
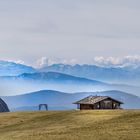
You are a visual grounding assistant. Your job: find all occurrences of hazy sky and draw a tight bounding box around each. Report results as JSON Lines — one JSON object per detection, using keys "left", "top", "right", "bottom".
{"left": 0, "top": 0, "right": 140, "bottom": 66}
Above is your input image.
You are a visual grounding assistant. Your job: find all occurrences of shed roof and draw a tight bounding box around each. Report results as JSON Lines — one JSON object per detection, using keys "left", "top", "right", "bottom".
{"left": 74, "top": 96, "right": 123, "bottom": 105}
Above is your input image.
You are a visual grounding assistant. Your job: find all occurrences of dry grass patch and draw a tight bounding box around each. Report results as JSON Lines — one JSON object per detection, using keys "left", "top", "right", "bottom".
{"left": 0, "top": 110, "right": 139, "bottom": 140}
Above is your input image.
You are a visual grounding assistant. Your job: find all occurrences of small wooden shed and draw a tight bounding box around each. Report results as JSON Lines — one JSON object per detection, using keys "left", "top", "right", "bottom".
{"left": 74, "top": 96, "right": 123, "bottom": 110}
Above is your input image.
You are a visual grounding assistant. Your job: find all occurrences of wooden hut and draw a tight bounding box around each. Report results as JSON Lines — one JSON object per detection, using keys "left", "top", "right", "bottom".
{"left": 74, "top": 96, "right": 123, "bottom": 110}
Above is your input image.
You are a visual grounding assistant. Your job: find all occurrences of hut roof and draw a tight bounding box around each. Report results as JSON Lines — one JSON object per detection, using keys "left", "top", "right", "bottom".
{"left": 74, "top": 96, "right": 123, "bottom": 105}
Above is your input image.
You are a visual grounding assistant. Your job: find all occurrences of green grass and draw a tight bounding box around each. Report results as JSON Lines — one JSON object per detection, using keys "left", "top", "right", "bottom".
{"left": 0, "top": 110, "right": 140, "bottom": 140}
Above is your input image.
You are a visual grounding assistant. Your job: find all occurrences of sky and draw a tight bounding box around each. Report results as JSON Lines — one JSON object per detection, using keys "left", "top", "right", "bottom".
{"left": 0, "top": 0, "right": 140, "bottom": 67}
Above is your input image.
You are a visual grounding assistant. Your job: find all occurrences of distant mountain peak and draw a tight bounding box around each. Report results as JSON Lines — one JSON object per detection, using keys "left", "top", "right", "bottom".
{"left": 0, "top": 60, "right": 36, "bottom": 76}
{"left": 39, "top": 63, "right": 140, "bottom": 86}
{"left": 17, "top": 71, "right": 106, "bottom": 85}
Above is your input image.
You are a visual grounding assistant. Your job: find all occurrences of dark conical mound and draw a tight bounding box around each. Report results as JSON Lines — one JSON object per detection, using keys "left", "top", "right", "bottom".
{"left": 0, "top": 98, "right": 10, "bottom": 112}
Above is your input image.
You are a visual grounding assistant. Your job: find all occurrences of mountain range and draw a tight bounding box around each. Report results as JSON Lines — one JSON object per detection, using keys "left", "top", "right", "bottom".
{"left": 0, "top": 60, "right": 140, "bottom": 85}
{"left": 3, "top": 72, "right": 106, "bottom": 85}
{"left": 0, "top": 71, "right": 110, "bottom": 96}
{"left": 39, "top": 64, "right": 140, "bottom": 85}
{"left": 1, "top": 90, "right": 140, "bottom": 111}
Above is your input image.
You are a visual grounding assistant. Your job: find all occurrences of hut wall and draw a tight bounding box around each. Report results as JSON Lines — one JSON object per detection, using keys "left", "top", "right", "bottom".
{"left": 112, "top": 102, "right": 120, "bottom": 109}
{"left": 80, "top": 104, "right": 93, "bottom": 110}
{"left": 99, "top": 99, "right": 113, "bottom": 109}
{"left": 99, "top": 99, "right": 121, "bottom": 109}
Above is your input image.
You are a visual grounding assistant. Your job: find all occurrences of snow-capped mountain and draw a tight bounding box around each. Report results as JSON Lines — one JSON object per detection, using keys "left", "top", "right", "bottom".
{"left": 1, "top": 60, "right": 140, "bottom": 85}
{"left": 39, "top": 64, "right": 140, "bottom": 85}
{"left": 0, "top": 60, "right": 36, "bottom": 76}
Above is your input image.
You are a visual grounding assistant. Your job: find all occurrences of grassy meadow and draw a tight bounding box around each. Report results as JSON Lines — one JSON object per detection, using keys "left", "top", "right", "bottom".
{"left": 0, "top": 110, "right": 139, "bottom": 140}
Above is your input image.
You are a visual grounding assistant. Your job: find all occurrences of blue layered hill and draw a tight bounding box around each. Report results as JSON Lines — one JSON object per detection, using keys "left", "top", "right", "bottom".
{"left": 0, "top": 72, "right": 140, "bottom": 96}
{"left": 0, "top": 72, "right": 109, "bottom": 95}
{"left": 17, "top": 72, "right": 107, "bottom": 85}
{"left": 1, "top": 90, "right": 140, "bottom": 111}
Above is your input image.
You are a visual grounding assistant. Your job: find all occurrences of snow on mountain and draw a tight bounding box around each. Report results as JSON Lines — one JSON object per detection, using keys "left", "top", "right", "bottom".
{"left": 0, "top": 60, "right": 36, "bottom": 76}
{"left": 39, "top": 64, "right": 140, "bottom": 85}
{"left": 1, "top": 60, "right": 140, "bottom": 85}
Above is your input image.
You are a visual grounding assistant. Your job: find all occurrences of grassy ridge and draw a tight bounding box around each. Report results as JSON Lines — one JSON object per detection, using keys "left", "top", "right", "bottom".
{"left": 0, "top": 110, "right": 140, "bottom": 140}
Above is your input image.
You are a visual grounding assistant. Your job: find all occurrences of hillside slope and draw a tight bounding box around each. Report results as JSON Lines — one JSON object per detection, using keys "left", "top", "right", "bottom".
{"left": 0, "top": 110, "right": 139, "bottom": 140}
